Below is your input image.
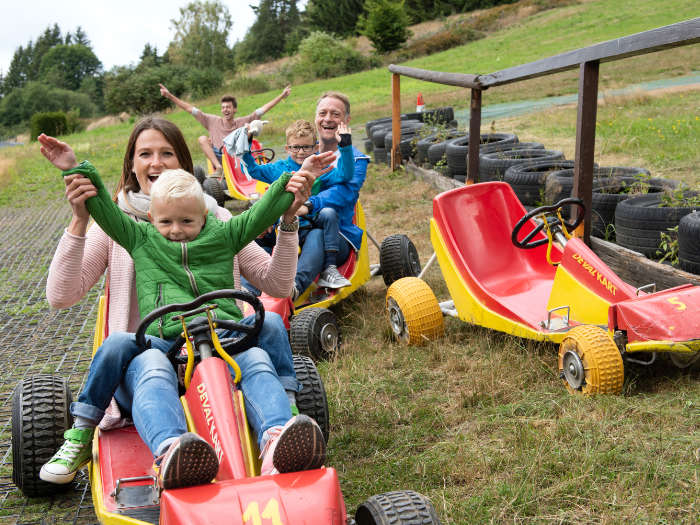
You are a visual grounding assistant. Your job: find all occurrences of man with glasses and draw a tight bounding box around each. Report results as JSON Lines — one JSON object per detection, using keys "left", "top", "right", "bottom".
{"left": 242, "top": 118, "right": 356, "bottom": 293}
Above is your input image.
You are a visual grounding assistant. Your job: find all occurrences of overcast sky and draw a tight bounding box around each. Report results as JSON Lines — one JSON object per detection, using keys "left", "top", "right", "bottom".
{"left": 0, "top": 0, "right": 306, "bottom": 74}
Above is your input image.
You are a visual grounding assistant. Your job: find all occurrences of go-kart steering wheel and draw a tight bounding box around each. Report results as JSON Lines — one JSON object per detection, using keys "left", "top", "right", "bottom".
{"left": 511, "top": 197, "right": 585, "bottom": 249}
{"left": 135, "top": 289, "right": 265, "bottom": 363}
{"left": 251, "top": 148, "right": 275, "bottom": 164}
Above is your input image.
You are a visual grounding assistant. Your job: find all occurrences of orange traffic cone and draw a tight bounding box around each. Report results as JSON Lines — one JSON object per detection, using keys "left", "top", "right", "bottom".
{"left": 416, "top": 93, "right": 425, "bottom": 113}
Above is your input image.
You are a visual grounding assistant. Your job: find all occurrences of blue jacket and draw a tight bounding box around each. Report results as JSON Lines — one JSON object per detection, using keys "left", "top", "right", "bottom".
{"left": 306, "top": 146, "right": 370, "bottom": 250}
{"left": 243, "top": 145, "right": 354, "bottom": 193}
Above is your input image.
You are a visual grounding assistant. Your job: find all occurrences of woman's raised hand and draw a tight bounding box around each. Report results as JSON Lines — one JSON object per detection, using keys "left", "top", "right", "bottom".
{"left": 38, "top": 134, "right": 96, "bottom": 231}
{"left": 38, "top": 134, "right": 78, "bottom": 171}
{"left": 299, "top": 150, "right": 336, "bottom": 179}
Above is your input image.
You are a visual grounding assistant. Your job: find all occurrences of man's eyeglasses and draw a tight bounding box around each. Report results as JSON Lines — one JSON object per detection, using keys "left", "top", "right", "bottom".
{"left": 287, "top": 145, "right": 315, "bottom": 152}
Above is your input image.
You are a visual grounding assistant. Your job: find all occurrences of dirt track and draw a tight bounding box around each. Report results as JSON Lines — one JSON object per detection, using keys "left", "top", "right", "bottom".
{"left": 0, "top": 199, "right": 101, "bottom": 524}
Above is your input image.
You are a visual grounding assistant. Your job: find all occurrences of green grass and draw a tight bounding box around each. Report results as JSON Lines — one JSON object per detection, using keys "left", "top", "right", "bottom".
{"left": 0, "top": 0, "right": 698, "bottom": 523}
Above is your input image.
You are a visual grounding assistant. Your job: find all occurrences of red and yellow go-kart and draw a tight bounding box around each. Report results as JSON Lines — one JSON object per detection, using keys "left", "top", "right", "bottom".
{"left": 12, "top": 290, "right": 440, "bottom": 524}
{"left": 198, "top": 139, "right": 274, "bottom": 205}
{"left": 386, "top": 182, "right": 700, "bottom": 394}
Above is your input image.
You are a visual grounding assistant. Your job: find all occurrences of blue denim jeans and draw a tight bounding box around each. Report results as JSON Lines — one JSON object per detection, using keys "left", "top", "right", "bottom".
{"left": 212, "top": 145, "right": 223, "bottom": 164}
{"left": 296, "top": 207, "right": 351, "bottom": 293}
{"left": 71, "top": 313, "right": 297, "bottom": 454}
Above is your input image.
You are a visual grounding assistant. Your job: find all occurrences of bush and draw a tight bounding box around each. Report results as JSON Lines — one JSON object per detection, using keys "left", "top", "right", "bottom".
{"left": 358, "top": 0, "right": 411, "bottom": 54}
{"left": 227, "top": 74, "right": 271, "bottom": 96}
{"left": 0, "top": 82, "right": 96, "bottom": 128}
{"left": 30, "top": 111, "right": 67, "bottom": 141}
{"left": 294, "top": 32, "right": 378, "bottom": 81}
{"left": 104, "top": 64, "right": 222, "bottom": 114}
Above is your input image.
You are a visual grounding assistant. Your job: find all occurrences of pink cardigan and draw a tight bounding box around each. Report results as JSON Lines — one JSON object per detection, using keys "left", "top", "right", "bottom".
{"left": 46, "top": 206, "right": 298, "bottom": 334}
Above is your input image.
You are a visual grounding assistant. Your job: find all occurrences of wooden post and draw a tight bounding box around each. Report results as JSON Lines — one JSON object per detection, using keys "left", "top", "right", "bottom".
{"left": 467, "top": 89, "right": 482, "bottom": 184}
{"left": 573, "top": 60, "right": 599, "bottom": 244}
{"left": 391, "top": 73, "right": 402, "bottom": 171}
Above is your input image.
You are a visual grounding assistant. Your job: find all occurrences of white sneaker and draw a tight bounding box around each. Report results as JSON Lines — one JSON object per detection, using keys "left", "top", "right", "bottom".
{"left": 316, "top": 265, "right": 351, "bottom": 289}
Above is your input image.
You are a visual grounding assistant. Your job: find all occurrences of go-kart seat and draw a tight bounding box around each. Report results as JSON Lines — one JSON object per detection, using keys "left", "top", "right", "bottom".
{"left": 222, "top": 148, "right": 269, "bottom": 199}
{"left": 432, "top": 182, "right": 560, "bottom": 329}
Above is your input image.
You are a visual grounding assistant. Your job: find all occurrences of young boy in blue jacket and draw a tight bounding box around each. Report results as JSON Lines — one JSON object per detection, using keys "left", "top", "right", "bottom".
{"left": 243, "top": 119, "right": 355, "bottom": 292}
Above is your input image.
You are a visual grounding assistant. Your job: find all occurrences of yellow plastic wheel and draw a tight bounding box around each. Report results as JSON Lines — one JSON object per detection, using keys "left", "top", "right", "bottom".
{"left": 386, "top": 277, "right": 444, "bottom": 345}
{"left": 558, "top": 325, "right": 624, "bottom": 395}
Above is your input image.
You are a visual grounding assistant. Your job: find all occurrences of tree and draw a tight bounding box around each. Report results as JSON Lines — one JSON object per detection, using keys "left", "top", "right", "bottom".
{"left": 305, "top": 0, "right": 365, "bottom": 37}
{"left": 168, "top": 0, "right": 233, "bottom": 69}
{"left": 236, "top": 0, "right": 301, "bottom": 64}
{"left": 2, "top": 44, "right": 32, "bottom": 94}
{"left": 358, "top": 0, "right": 411, "bottom": 53}
{"left": 38, "top": 44, "right": 103, "bottom": 92}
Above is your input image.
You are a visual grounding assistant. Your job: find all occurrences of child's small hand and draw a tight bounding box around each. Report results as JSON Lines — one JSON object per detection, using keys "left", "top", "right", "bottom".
{"left": 38, "top": 134, "right": 78, "bottom": 171}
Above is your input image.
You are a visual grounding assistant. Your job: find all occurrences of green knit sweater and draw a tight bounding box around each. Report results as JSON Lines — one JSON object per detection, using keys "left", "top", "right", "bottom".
{"left": 63, "top": 161, "right": 294, "bottom": 338}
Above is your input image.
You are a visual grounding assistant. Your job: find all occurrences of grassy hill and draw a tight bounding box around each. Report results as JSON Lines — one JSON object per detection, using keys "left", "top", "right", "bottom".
{"left": 0, "top": 0, "right": 698, "bottom": 523}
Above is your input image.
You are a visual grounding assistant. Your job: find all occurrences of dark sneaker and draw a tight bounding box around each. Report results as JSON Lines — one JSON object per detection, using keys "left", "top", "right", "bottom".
{"left": 260, "top": 415, "right": 326, "bottom": 476}
{"left": 40, "top": 427, "right": 94, "bottom": 484}
{"left": 155, "top": 432, "right": 219, "bottom": 490}
{"left": 316, "top": 265, "right": 351, "bottom": 289}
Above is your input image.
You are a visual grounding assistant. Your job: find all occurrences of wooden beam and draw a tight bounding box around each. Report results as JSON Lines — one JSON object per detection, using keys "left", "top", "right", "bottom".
{"left": 591, "top": 237, "right": 700, "bottom": 289}
{"left": 573, "top": 61, "right": 599, "bottom": 245}
{"left": 467, "top": 89, "right": 482, "bottom": 184}
{"left": 391, "top": 73, "right": 402, "bottom": 170}
{"left": 479, "top": 18, "right": 700, "bottom": 88}
{"left": 388, "top": 64, "right": 482, "bottom": 89}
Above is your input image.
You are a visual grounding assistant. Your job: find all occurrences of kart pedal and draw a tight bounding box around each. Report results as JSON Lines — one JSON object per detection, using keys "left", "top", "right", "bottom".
{"left": 111, "top": 475, "right": 159, "bottom": 508}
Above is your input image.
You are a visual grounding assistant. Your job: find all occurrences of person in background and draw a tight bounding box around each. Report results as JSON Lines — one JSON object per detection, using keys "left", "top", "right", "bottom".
{"left": 159, "top": 82, "right": 291, "bottom": 173}
{"left": 291, "top": 91, "right": 370, "bottom": 300}
{"left": 242, "top": 118, "right": 355, "bottom": 292}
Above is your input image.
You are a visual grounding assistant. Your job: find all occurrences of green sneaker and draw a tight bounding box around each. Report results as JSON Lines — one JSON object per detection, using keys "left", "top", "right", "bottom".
{"left": 39, "top": 427, "right": 94, "bottom": 484}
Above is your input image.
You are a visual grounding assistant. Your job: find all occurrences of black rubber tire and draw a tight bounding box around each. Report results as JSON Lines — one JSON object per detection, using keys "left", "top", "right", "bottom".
{"left": 202, "top": 177, "right": 226, "bottom": 207}
{"left": 363, "top": 138, "right": 374, "bottom": 153}
{"left": 292, "top": 354, "right": 330, "bottom": 443}
{"left": 543, "top": 166, "right": 652, "bottom": 205}
{"left": 678, "top": 211, "right": 700, "bottom": 274}
{"left": 444, "top": 136, "right": 471, "bottom": 177}
{"left": 383, "top": 125, "right": 424, "bottom": 150}
{"left": 355, "top": 490, "right": 442, "bottom": 525}
{"left": 379, "top": 234, "right": 421, "bottom": 286}
{"left": 193, "top": 164, "right": 207, "bottom": 185}
{"left": 614, "top": 192, "right": 699, "bottom": 258}
{"left": 445, "top": 133, "right": 519, "bottom": 177}
{"left": 373, "top": 146, "right": 387, "bottom": 164}
{"left": 481, "top": 141, "right": 543, "bottom": 154}
{"left": 420, "top": 106, "right": 454, "bottom": 125}
{"left": 425, "top": 133, "right": 468, "bottom": 167}
{"left": 365, "top": 115, "right": 423, "bottom": 136}
{"left": 371, "top": 121, "right": 423, "bottom": 148}
{"left": 12, "top": 374, "right": 73, "bottom": 497}
{"left": 590, "top": 176, "right": 670, "bottom": 238}
{"left": 414, "top": 133, "right": 440, "bottom": 165}
{"left": 290, "top": 307, "right": 340, "bottom": 361}
{"left": 479, "top": 148, "right": 565, "bottom": 182}
{"left": 504, "top": 160, "right": 575, "bottom": 206}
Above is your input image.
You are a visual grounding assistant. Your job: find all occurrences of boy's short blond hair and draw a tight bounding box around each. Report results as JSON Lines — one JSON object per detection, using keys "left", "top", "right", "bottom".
{"left": 285, "top": 119, "right": 316, "bottom": 143}
{"left": 150, "top": 169, "right": 206, "bottom": 213}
